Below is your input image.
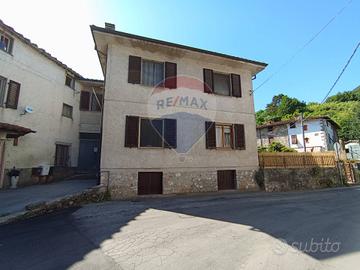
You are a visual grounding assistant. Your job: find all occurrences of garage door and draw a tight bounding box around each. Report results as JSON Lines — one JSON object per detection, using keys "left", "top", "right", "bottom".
{"left": 138, "top": 172, "right": 163, "bottom": 195}
{"left": 217, "top": 170, "right": 236, "bottom": 190}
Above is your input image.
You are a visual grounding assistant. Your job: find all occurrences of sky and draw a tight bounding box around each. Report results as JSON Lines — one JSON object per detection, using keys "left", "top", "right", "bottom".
{"left": 1, "top": 0, "right": 359, "bottom": 110}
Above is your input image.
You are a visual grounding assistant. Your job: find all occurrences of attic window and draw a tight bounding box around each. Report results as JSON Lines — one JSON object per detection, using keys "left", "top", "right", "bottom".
{"left": 0, "top": 32, "right": 13, "bottom": 54}
{"left": 65, "top": 73, "right": 75, "bottom": 89}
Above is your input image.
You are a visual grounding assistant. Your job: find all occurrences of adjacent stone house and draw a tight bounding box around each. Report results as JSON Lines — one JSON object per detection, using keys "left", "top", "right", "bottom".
{"left": 0, "top": 20, "right": 103, "bottom": 187}
{"left": 91, "top": 23, "right": 267, "bottom": 198}
{"left": 257, "top": 116, "right": 339, "bottom": 152}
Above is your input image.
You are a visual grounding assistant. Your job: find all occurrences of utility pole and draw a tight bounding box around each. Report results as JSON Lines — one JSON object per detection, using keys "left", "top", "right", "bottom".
{"left": 300, "top": 113, "right": 306, "bottom": 152}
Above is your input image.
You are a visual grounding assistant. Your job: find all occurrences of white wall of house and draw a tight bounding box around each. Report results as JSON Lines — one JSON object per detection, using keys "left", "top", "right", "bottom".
{"left": 287, "top": 119, "right": 337, "bottom": 152}
{"left": 0, "top": 28, "right": 80, "bottom": 178}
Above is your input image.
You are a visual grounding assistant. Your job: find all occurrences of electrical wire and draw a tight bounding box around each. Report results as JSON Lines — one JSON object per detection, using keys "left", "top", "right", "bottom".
{"left": 252, "top": 0, "right": 353, "bottom": 94}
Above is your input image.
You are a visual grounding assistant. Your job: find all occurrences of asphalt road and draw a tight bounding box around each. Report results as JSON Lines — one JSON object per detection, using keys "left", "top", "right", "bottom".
{"left": 1, "top": 187, "right": 360, "bottom": 270}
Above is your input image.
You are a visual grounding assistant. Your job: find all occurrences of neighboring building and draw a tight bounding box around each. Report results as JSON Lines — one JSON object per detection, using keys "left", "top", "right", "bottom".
{"left": 0, "top": 20, "right": 103, "bottom": 188}
{"left": 257, "top": 116, "right": 339, "bottom": 152}
{"left": 345, "top": 141, "right": 360, "bottom": 161}
{"left": 91, "top": 23, "right": 267, "bottom": 198}
{"left": 78, "top": 78, "right": 104, "bottom": 171}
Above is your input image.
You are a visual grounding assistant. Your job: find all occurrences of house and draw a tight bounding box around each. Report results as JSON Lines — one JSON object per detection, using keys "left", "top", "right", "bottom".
{"left": 91, "top": 23, "right": 267, "bottom": 198}
{"left": 0, "top": 20, "right": 103, "bottom": 188}
{"left": 345, "top": 141, "right": 360, "bottom": 161}
{"left": 257, "top": 116, "right": 339, "bottom": 152}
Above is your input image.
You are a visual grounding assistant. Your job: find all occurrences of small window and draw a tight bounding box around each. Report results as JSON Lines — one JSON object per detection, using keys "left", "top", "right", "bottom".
{"left": 141, "top": 59, "right": 164, "bottom": 87}
{"left": 0, "top": 76, "right": 7, "bottom": 106}
{"left": 139, "top": 118, "right": 163, "bottom": 147}
{"left": 62, "top": 103, "right": 73, "bottom": 118}
{"left": 6, "top": 80, "right": 21, "bottom": 109}
{"left": 289, "top": 122, "right": 296, "bottom": 129}
{"left": 303, "top": 125, "right": 308, "bottom": 131}
{"left": 213, "top": 72, "right": 230, "bottom": 96}
{"left": 291, "top": 135, "right": 297, "bottom": 144}
{"left": 305, "top": 137, "right": 309, "bottom": 143}
{"left": 0, "top": 33, "right": 13, "bottom": 54}
{"left": 216, "top": 124, "right": 233, "bottom": 148}
{"left": 65, "top": 74, "right": 75, "bottom": 89}
{"left": 267, "top": 126, "right": 273, "bottom": 132}
{"left": 55, "top": 144, "right": 70, "bottom": 167}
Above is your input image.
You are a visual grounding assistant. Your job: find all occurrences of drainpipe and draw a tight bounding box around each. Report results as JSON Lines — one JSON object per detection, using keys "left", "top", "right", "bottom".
{"left": 0, "top": 132, "right": 6, "bottom": 188}
{"left": 300, "top": 113, "right": 306, "bottom": 152}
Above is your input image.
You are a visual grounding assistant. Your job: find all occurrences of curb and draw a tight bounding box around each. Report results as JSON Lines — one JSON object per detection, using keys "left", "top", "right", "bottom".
{"left": 0, "top": 185, "right": 107, "bottom": 225}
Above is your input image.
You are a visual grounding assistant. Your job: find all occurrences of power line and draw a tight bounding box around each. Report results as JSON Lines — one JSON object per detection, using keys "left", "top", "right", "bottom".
{"left": 320, "top": 41, "right": 360, "bottom": 103}
{"left": 252, "top": 0, "right": 353, "bottom": 94}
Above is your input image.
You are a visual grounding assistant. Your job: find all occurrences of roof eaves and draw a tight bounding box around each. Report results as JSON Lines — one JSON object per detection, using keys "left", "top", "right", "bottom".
{"left": 90, "top": 25, "right": 268, "bottom": 68}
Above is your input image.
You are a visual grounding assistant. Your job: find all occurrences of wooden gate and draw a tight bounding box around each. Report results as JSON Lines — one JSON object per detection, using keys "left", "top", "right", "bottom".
{"left": 217, "top": 170, "right": 236, "bottom": 190}
{"left": 138, "top": 172, "right": 163, "bottom": 195}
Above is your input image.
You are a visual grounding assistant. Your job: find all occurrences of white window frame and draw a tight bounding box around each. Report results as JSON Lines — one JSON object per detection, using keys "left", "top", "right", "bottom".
{"left": 0, "top": 32, "right": 13, "bottom": 54}
{"left": 0, "top": 75, "right": 7, "bottom": 106}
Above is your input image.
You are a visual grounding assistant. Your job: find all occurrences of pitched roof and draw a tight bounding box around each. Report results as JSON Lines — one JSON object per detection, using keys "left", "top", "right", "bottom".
{"left": 90, "top": 25, "right": 268, "bottom": 68}
{"left": 257, "top": 116, "right": 340, "bottom": 129}
{"left": 0, "top": 19, "right": 83, "bottom": 78}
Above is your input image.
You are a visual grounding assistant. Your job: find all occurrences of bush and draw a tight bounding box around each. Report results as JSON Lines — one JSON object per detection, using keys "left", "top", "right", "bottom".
{"left": 258, "top": 142, "right": 296, "bottom": 153}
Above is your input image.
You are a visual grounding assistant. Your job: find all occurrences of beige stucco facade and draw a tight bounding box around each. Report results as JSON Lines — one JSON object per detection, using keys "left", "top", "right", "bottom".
{"left": 0, "top": 23, "right": 83, "bottom": 187}
{"left": 92, "top": 26, "right": 267, "bottom": 198}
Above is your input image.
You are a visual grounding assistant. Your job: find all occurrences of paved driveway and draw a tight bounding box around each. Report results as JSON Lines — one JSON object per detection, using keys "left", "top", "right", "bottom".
{"left": 1, "top": 187, "right": 360, "bottom": 270}
{"left": 0, "top": 179, "right": 97, "bottom": 216}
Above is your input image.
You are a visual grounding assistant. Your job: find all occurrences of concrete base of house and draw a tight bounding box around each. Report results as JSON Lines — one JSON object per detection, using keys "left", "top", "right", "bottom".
{"left": 101, "top": 168, "right": 260, "bottom": 200}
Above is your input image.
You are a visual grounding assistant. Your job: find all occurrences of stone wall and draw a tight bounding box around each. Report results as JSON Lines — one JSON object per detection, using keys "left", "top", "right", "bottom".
{"left": 103, "top": 168, "right": 260, "bottom": 199}
{"left": 262, "top": 167, "right": 342, "bottom": 192}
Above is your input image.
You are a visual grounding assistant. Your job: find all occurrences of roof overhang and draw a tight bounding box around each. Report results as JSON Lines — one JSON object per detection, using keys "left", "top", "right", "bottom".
{"left": 90, "top": 25, "right": 268, "bottom": 77}
{"left": 0, "top": 122, "right": 36, "bottom": 138}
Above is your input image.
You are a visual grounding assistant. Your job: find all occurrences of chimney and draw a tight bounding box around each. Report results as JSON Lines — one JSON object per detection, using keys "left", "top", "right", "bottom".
{"left": 105, "top": 22, "right": 115, "bottom": 31}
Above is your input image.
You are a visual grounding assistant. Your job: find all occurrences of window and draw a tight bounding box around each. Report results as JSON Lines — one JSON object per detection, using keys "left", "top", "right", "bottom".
{"left": 303, "top": 125, "right": 308, "bottom": 131}
{"left": 290, "top": 122, "right": 296, "bottom": 129}
{"left": 305, "top": 137, "right": 309, "bottom": 143}
{"left": 0, "top": 33, "right": 13, "bottom": 54}
{"left": 205, "top": 122, "right": 245, "bottom": 150}
{"left": 80, "top": 91, "right": 103, "bottom": 111}
{"left": 6, "top": 80, "right": 20, "bottom": 109}
{"left": 124, "top": 116, "right": 177, "bottom": 149}
{"left": 141, "top": 59, "right": 164, "bottom": 87}
{"left": 55, "top": 144, "right": 70, "bottom": 167}
{"left": 216, "top": 124, "right": 233, "bottom": 148}
{"left": 0, "top": 76, "right": 7, "bottom": 106}
{"left": 62, "top": 103, "right": 73, "bottom": 118}
{"left": 65, "top": 74, "right": 75, "bottom": 89}
{"left": 291, "top": 135, "right": 298, "bottom": 144}
{"left": 140, "top": 118, "right": 164, "bottom": 147}
{"left": 213, "top": 72, "right": 230, "bottom": 96}
{"left": 267, "top": 126, "right": 273, "bottom": 132}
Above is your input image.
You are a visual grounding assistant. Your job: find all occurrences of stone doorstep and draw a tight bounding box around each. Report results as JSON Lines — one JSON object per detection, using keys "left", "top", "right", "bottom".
{"left": 0, "top": 185, "right": 107, "bottom": 226}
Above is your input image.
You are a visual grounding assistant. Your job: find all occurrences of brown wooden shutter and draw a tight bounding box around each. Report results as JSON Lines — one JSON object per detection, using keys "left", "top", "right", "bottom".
{"left": 80, "top": 91, "right": 90, "bottom": 110}
{"left": 205, "top": 121, "right": 216, "bottom": 149}
{"left": 128, "top": 55, "right": 141, "bottom": 84}
{"left": 6, "top": 80, "right": 20, "bottom": 109}
{"left": 164, "top": 62, "right": 177, "bottom": 89}
{"left": 164, "top": 118, "right": 177, "bottom": 148}
{"left": 234, "top": 124, "right": 245, "bottom": 150}
{"left": 125, "top": 116, "right": 139, "bottom": 147}
{"left": 203, "top": 69, "right": 213, "bottom": 93}
{"left": 231, "top": 74, "right": 242, "bottom": 97}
